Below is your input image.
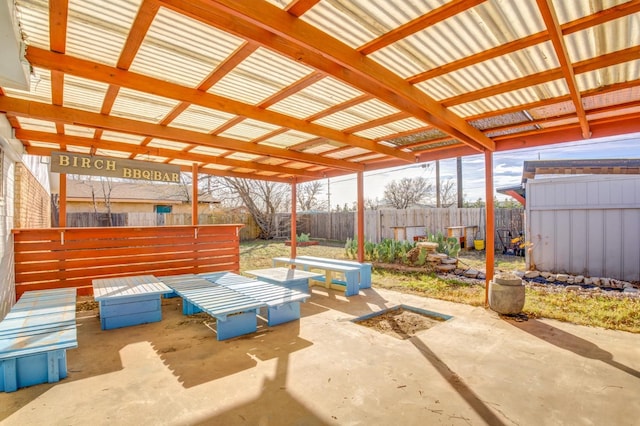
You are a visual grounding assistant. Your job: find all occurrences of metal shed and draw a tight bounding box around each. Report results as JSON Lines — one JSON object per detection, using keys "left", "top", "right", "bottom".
{"left": 526, "top": 175, "right": 640, "bottom": 281}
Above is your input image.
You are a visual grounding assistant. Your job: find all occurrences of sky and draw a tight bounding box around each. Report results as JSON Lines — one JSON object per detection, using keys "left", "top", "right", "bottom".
{"left": 325, "top": 132, "right": 640, "bottom": 208}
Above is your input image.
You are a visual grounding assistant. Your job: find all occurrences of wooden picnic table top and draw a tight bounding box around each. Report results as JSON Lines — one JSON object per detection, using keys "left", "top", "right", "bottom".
{"left": 0, "top": 288, "right": 78, "bottom": 360}
{"left": 245, "top": 267, "right": 323, "bottom": 283}
{"left": 161, "top": 276, "right": 265, "bottom": 318}
{"left": 92, "top": 275, "right": 172, "bottom": 300}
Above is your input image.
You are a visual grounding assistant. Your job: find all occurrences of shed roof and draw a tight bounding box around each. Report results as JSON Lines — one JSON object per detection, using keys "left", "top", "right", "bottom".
{"left": 1, "top": 0, "right": 639, "bottom": 182}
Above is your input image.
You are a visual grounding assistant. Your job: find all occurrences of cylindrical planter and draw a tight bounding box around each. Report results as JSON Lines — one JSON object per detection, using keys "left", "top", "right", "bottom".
{"left": 489, "top": 276, "right": 525, "bottom": 315}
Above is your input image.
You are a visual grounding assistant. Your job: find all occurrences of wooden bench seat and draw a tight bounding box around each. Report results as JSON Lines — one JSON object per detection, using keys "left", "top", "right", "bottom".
{"left": 0, "top": 288, "right": 77, "bottom": 393}
{"left": 271, "top": 257, "right": 360, "bottom": 296}
{"left": 160, "top": 275, "right": 265, "bottom": 341}
{"left": 295, "top": 256, "right": 372, "bottom": 289}
{"left": 200, "top": 272, "right": 309, "bottom": 326}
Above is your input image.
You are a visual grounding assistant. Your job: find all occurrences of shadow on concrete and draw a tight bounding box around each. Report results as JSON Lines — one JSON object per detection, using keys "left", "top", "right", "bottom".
{"left": 305, "top": 286, "right": 390, "bottom": 318}
{"left": 197, "top": 353, "right": 329, "bottom": 425}
{"left": 409, "top": 337, "right": 507, "bottom": 426}
{"left": 506, "top": 318, "right": 640, "bottom": 379}
{"left": 0, "top": 296, "right": 316, "bottom": 421}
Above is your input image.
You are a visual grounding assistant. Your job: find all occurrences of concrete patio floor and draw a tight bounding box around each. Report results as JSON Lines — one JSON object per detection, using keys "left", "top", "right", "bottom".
{"left": 1, "top": 286, "right": 639, "bottom": 425}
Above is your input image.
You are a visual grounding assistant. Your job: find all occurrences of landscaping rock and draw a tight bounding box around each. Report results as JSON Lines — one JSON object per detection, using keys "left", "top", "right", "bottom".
{"left": 583, "top": 277, "right": 593, "bottom": 285}
{"left": 623, "top": 288, "right": 639, "bottom": 294}
{"left": 464, "top": 269, "right": 479, "bottom": 278}
{"left": 477, "top": 272, "right": 486, "bottom": 280}
{"left": 575, "top": 275, "right": 584, "bottom": 284}
{"left": 454, "top": 268, "right": 464, "bottom": 275}
{"left": 436, "top": 264, "right": 457, "bottom": 272}
{"left": 591, "top": 277, "right": 601, "bottom": 286}
{"left": 556, "top": 274, "right": 569, "bottom": 282}
{"left": 441, "top": 257, "right": 458, "bottom": 265}
{"left": 565, "top": 285, "right": 581, "bottom": 291}
{"left": 546, "top": 275, "right": 556, "bottom": 282}
{"left": 524, "top": 270, "right": 540, "bottom": 279}
{"left": 601, "top": 278, "right": 611, "bottom": 288}
{"left": 540, "top": 271, "right": 552, "bottom": 279}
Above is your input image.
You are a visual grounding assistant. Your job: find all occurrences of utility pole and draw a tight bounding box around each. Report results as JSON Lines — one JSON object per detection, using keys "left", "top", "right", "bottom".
{"left": 327, "top": 178, "right": 332, "bottom": 240}
{"left": 435, "top": 160, "right": 441, "bottom": 207}
{"left": 456, "top": 157, "right": 463, "bottom": 207}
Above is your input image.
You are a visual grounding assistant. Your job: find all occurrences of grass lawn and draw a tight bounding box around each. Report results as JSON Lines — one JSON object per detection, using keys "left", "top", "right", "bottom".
{"left": 240, "top": 241, "right": 640, "bottom": 333}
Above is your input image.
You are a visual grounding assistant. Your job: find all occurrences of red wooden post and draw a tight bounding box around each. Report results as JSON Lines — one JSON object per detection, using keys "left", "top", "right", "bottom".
{"left": 484, "top": 150, "right": 495, "bottom": 306}
{"left": 357, "top": 171, "right": 364, "bottom": 263}
{"left": 192, "top": 163, "right": 198, "bottom": 225}
{"left": 59, "top": 173, "right": 66, "bottom": 227}
{"left": 290, "top": 180, "right": 297, "bottom": 259}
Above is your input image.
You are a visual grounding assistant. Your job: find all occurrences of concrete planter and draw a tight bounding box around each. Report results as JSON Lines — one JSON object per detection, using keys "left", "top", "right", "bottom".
{"left": 489, "top": 275, "right": 525, "bottom": 315}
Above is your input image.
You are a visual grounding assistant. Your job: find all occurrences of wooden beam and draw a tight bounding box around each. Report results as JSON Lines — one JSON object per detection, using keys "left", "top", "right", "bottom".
{"left": 118, "top": 0, "right": 161, "bottom": 69}
{"left": 536, "top": 0, "right": 590, "bottom": 138}
{"left": 441, "top": 45, "right": 640, "bottom": 108}
{"left": 285, "top": 0, "right": 320, "bottom": 17}
{"left": 26, "top": 47, "right": 413, "bottom": 162}
{"left": 358, "top": 0, "right": 486, "bottom": 55}
{"left": 158, "top": 0, "right": 494, "bottom": 152}
{"left": 1, "top": 97, "right": 363, "bottom": 171}
{"left": 49, "top": 0, "right": 68, "bottom": 53}
{"left": 15, "top": 129, "right": 329, "bottom": 178}
{"left": 407, "top": 0, "right": 640, "bottom": 83}
{"left": 258, "top": 71, "right": 325, "bottom": 109}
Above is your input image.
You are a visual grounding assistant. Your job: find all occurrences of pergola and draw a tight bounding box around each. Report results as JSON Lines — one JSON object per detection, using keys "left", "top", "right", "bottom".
{"left": 2, "top": 0, "right": 640, "bottom": 301}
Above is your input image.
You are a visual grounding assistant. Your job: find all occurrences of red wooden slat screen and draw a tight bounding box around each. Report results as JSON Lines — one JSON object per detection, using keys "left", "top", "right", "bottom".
{"left": 12, "top": 224, "right": 244, "bottom": 297}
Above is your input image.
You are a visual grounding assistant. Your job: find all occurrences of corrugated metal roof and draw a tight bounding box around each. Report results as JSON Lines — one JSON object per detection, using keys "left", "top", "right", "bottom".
{"left": 2, "top": 0, "right": 639, "bottom": 183}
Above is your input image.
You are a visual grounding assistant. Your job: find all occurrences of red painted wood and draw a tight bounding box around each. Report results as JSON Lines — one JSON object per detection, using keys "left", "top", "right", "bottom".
{"left": 12, "top": 225, "right": 243, "bottom": 298}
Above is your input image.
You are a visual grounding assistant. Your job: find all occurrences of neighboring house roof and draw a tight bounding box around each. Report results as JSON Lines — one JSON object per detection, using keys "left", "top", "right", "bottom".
{"left": 66, "top": 179, "right": 220, "bottom": 204}
{"left": 521, "top": 159, "right": 640, "bottom": 182}
{"left": 498, "top": 159, "right": 640, "bottom": 206}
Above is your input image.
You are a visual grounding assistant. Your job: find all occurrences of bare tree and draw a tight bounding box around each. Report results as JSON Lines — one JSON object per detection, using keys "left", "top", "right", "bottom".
{"left": 297, "top": 181, "right": 326, "bottom": 211}
{"left": 438, "top": 178, "right": 457, "bottom": 207}
{"left": 219, "top": 178, "right": 290, "bottom": 239}
{"left": 383, "top": 177, "right": 433, "bottom": 209}
{"left": 364, "top": 197, "right": 381, "bottom": 210}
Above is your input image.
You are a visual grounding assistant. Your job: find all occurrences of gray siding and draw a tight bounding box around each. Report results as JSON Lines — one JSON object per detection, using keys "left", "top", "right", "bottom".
{"left": 526, "top": 175, "right": 640, "bottom": 281}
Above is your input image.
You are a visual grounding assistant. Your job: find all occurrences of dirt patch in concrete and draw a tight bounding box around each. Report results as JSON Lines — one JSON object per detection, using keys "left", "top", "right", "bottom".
{"left": 356, "top": 307, "right": 446, "bottom": 340}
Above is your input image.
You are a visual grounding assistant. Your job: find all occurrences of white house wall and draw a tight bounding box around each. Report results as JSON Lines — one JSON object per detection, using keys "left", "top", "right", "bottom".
{"left": 526, "top": 175, "right": 640, "bottom": 281}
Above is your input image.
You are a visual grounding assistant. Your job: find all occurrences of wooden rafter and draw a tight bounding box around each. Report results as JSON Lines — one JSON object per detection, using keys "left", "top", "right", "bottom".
{"left": 16, "top": 129, "right": 326, "bottom": 178}
{"left": 258, "top": 71, "right": 325, "bottom": 109}
{"left": 536, "top": 0, "right": 590, "bottom": 139}
{"left": 158, "top": 0, "right": 495, "bottom": 152}
{"left": 0, "top": 97, "right": 363, "bottom": 171}
{"left": 358, "top": 0, "right": 486, "bottom": 55}
{"left": 408, "top": 1, "right": 640, "bottom": 84}
{"left": 25, "top": 47, "right": 413, "bottom": 162}
{"left": 441, "top": 46, "right": 640, "bottom": 107}
{"left": 49, "top": 0, "right": 67, "bottom": 141}
{"left": 284, "top": 0, "right": 320, "bottom": 17}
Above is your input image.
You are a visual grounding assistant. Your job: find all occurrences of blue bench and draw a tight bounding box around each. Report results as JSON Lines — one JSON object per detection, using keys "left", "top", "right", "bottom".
{"left": 201, "top": 272, "right": 309, "bottom": 326}
{"left": 271, "top": 257, "right": 360, "bottom": 296}
{"left": 92, "top": 275, "right": 173, "bottom": 330}
{"left": 0, "top": 288, "right": 77, "bottom": 392}
{"left": 295, "top": 256, "right": 372, "bottom": 289}
{"left": 160, "top": 274, "right": 265, "bottom": 341}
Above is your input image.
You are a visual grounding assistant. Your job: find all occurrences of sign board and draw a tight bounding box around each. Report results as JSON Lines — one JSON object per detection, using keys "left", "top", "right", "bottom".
{"left": 50, "top": 152, "right": 181, "bottom": 183}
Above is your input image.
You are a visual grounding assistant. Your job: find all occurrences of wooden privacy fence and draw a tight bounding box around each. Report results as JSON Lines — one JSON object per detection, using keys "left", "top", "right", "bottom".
{"left": 13, "top": 224, "right": 243, "bottom": 297}
{"left": 286, "top": 208, "right": 524, "bottom": 248}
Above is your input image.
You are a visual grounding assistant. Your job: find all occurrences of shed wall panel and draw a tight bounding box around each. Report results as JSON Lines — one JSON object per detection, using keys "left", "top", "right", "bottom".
{"left": 527, "top": 176, "right": 640, "bottom": 281}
